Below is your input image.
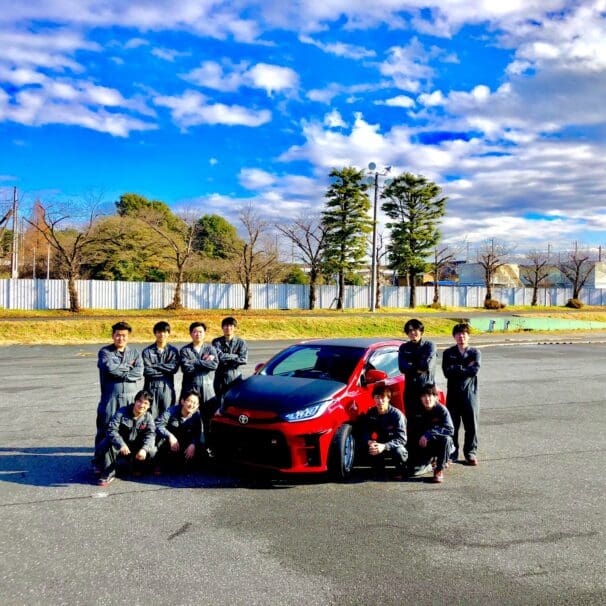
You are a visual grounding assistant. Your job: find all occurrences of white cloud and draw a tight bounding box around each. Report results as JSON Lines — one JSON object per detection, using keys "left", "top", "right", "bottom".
{"left": 246, "top": 63, "right": 298, "bottom": 96}
{"left": 239, "top": 168, "right": 276, "bottom": 189}
{"left": 182, "top": 60, "right": 298, "bottom": 96}
{"left": 151, "top": 47, "right": 189, "bottom": 62}
{"left": 378, "top": 38, "right": 435, "bottom": 92}
{"left": 417, "top": 90, "right": 445, "bottom": 107}
{"left": 298, "top": 35, "right": 376, "bottom": 59}
{"left": 324, "top": 109, "right": 346, "bottom": 128}
{"left": 154, "top": 90, "right": 271, "bottom": 128}
{"left": 375, "top": 95, "right": 415, "bottom": 108}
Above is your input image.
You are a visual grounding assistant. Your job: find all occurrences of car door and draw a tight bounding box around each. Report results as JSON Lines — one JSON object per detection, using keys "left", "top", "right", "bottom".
{"left": 363, "top": 346, "right": 405, "bottom": 413}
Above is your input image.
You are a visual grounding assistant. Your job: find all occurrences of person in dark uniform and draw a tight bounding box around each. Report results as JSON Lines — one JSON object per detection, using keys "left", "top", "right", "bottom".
{"left": 414, "top": 383, "right": 454, "bottom": 484}
{"left": 442, "top": 322, "right": 481, "bottom": 465}
{"left": 94, "top": 321, "right": 143, "bottom": 472}
{"left": 154, "top": 390, "right": 203, "bottom": 472}
{"left": 211, "top": 316, "right": 248, "bottom": 398}
{"left": 398, "top": 318, "right": 437, "bottom": 475}
{"left": 142, "top": 321, "right": 179, "bottom": 418}
{"left": 179, "top": 322, "right": 218, "bottom": 442}
{"left": 363, "top": 384, "right": 408, "bottom": 480}
{"left": 97, "top": 390, "right": 156, "bottom": 487}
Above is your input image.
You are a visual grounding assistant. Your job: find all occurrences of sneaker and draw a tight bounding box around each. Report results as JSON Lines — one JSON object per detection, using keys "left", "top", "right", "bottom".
{"left": 97, "top": 476, "right": 114, "bottom": 487}
{"left": 466, "top": 455, "right": 479, "bottom": 466}
{"left": 432, "top": 470, "right": 444, "bottom": 483}
{"left": 409, "top": 463, "right": 434, "bottom": 477}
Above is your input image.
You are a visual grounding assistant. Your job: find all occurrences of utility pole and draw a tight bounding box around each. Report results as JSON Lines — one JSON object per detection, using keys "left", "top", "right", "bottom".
{"left": 11, "top": 187, "right": 18, "bottom": 278}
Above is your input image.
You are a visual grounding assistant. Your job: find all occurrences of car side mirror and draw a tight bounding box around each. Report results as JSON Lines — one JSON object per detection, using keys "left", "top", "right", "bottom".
{"left": 364, "top": 369, "right": 388, "bottom": 385}
{"left": 254, "top": 362, "right": 265, "bottom": 374}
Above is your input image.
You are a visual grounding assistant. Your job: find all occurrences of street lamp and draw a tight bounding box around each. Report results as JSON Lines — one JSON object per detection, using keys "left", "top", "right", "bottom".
{"left": 367, "top": 163, "right": 391, "bottom": 312}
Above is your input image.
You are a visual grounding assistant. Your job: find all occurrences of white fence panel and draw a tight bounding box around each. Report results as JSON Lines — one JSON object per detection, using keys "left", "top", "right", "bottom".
{"left": 0, "top": 279, "right": 605, "bottom": 311}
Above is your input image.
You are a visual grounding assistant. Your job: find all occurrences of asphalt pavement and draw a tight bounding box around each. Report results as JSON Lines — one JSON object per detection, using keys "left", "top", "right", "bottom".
{"left": 0, "top": 333, "right": 605, "bottom": 605}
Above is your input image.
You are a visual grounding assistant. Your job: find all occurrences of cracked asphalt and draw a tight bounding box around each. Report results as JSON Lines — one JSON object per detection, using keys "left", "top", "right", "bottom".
{"left": 0, "top": 334, "right": 605, "bottom": 605}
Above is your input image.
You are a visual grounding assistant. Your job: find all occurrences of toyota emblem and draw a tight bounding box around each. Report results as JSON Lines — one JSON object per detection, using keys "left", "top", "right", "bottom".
{"left": 238, "top": 414, "right": 249, "bottom": 424}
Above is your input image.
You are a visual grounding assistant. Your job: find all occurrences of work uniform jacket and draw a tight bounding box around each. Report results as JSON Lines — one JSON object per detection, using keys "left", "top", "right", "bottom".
{"left": 142, "top": 343, "right": 179, "bottom": 417}
{"left": 179, "top": 343, "right": 219, "bottom": 403}
{"left": 211, "top": 335, "right": 248, "bottom": 396}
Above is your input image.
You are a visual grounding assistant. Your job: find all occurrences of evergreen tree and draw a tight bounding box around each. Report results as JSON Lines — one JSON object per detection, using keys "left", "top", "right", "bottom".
{"left": 321, "top": 167, "right": 372, "bottom": 310}
{"left": 381, "top": 172, "right": 447, "bottom": 308}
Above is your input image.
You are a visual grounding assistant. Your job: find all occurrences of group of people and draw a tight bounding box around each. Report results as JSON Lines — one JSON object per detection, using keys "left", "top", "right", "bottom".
{"left": 364, "top": 319, "right": 481, "bottom": 484}
{"left": 91, "top": 315, "right": 480, "bottom": 487}
{"left": 92, "top": 317, "right": 248, "bottom": 486}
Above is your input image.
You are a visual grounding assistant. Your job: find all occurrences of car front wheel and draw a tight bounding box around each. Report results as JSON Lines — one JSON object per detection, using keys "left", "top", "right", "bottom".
{"left": 328, "top": 424, "right": 355, "bottom": 481}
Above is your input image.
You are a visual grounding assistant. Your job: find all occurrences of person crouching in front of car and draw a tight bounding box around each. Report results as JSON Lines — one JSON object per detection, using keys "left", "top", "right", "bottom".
{"left": 96, "top": 390, "right": 157, "bottom": 487}
{"left": 363, "top": 384, "right": 408, "bottom": 480}
{"left": 154, "top": 390, "right": 204, "bottom": 474}
{"left": 415, "top": 383, "right": 455, "bottom": 484}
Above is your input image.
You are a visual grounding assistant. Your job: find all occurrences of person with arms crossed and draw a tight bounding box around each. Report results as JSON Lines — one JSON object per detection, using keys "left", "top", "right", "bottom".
{"left": 442, "top": 322, "right": 481, "bottom": 465}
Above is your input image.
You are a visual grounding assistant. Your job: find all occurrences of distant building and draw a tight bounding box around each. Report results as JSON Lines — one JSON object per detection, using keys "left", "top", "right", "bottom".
{"left": 458, "top": 263, "right": 522, "bottom": 287}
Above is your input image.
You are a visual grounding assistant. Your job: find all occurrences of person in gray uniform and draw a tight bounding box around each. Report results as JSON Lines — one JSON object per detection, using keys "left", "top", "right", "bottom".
{"left": 398, "top": 318, "right": 437, "bottom": 474}
{"left": 142, "top": 321, "right": 179, "bottom": 418}
{"left": 211, "top": 316, "right": 248, "bottom": 398}
{"left": 180, "top": 322, "right": 218, "bottom": 440}
{"left": 442, "top": 322, "right": 481, "bottom": 466}
{"left": 97, "top": 390, "right": 156, "bottom": 487}
{"left": 363, "top": 384, "right": 408, "bottom": 480}
{"left": 414, "top": 383, "right": 455, "bottom": 484}
{"left": 155, "top": 390, "right": 203, "bottom": 472}
{"left": 94, "top": 321, "right": 143, "bottom": 470}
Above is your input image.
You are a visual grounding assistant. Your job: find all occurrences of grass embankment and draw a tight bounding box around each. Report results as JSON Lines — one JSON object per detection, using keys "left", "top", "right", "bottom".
{"left": 0, "top": 308, "right": 458, "bottom": 345}
{"left": 0, "top": 306, "right": 605, "bottom": 346}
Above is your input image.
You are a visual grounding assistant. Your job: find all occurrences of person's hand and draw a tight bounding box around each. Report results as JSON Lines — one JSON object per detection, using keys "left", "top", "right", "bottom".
{"left": 184, "top": 444, "right": 196, "bottom": 460}
{"left": 135, "top": 449, "right": 147, "bottom": 461}
{"left": 169, "top": 436, "right": 180, "bottom": 452}
{"left": 368, "top": 441, "right": 386, "bottom": 456}
{"left": 119, "top": 445, "right": 131, "bottom": 456}
{"left": 419, "top": 435, "right": 428, "bottom": 448}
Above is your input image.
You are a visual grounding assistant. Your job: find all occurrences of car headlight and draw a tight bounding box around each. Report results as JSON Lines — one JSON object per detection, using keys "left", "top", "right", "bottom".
{"left": 283, "top": 401, "right": 330, "bottom": 422}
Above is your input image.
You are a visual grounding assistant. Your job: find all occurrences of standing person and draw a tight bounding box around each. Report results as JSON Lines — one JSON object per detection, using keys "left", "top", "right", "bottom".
{"left": 142, "top": 321, "right": 179, "bottom": 418}
{"left": 415, "top": 384, "right": 454, "bottom": 484}
{"left": 94, "top": 321, "right": 143, "bottom": 471}
{"left": 398, "top": 318, "right": 437, "bottom": 475}
{"left": 180, "top": 322, "right": 218, "bottom": 436}
{"left": 96, "top": 390, "right": 156, "bottom": 487}
{"left": 363, "top": 384, "right": 408, "bottom": 480}
{"left": 211, "top": 316, "right": 248, "bottom": 398}
{"left": 442, "top": 322, "right": 481, "bottom": 465}
{"left": 154, "top": 390, "right": 203, "bottom": 473}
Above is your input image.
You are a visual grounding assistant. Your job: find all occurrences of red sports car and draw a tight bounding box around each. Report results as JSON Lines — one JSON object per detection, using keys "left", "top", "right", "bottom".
{"left": 211, "top": 337, "right": 409, "bottom": 479}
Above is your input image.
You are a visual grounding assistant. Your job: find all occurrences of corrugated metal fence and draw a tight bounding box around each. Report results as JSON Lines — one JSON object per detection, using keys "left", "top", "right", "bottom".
{"left": 1, "top": 279, "right": 605, "bottom": 310}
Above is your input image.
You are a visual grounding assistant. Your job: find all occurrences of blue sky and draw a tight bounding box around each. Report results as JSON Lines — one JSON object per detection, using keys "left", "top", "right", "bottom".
{"left": 1, "top": 0, "right": 605, "bottom": 252}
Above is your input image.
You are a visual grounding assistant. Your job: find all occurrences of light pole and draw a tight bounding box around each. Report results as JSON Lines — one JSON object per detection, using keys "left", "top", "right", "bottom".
{"left": 367, "top": 163, "right": 390, "bottom": 312}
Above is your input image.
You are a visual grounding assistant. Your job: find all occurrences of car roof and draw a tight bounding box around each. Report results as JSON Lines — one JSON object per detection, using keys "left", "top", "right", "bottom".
{"left": 297, "top": 337, "right": 405, "bottom": 348}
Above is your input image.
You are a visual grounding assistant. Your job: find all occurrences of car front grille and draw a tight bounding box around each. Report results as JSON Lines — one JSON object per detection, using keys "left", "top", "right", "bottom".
{"left": 211, "top": 424, "right": 291, "bottom": 469}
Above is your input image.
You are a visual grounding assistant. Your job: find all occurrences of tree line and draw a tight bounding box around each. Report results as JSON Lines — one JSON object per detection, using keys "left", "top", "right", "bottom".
{"left": 1, "top": 170, "right": 600, "bottom": 312}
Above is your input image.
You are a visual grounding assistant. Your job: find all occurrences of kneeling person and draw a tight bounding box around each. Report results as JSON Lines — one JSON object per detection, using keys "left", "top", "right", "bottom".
{"left": 155, "top": 391, "right": 204, "bottom": 472}
{"left": 97, "top": 390, "right": 156, "bottom": 487}
{"left": 364, "top": 384, "right": 408, "bottom": 479}
{"left": 416, "top": 384, "right": 454, "bottom": 484}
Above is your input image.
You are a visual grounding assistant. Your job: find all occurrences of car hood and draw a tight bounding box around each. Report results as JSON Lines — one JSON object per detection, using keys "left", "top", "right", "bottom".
{"left": 223, "top": 375, "right": 345, "bottom": 414}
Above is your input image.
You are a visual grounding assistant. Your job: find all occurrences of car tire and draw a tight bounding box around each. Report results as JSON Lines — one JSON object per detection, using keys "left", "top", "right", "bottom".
{"left": 328, "top": 424, "right": 355, "bottom": 481}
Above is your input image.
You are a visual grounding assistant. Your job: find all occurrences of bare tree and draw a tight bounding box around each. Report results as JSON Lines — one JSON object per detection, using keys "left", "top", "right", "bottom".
{"left": 429, "top": 244, "right": 456, "bottom": 305}
{"left": 138, "top": 208, "right": 200, "bottom": 309}
{"left": 477, "top": 240, "right": 511, "bottom": 305}
{"left": 24, "top": 198, "right": 107, "bottom": 312}
{"left": 236, "top": 204, "right": 279, "bottom": 310}
{"left": 520, "top": 250, "right": 551, "bottom": 306}
{"left": 276, "top": 213, "right": 327, "bottom": 310}
{"left": 558, "top": 243, "right": 594, "bottom": 300}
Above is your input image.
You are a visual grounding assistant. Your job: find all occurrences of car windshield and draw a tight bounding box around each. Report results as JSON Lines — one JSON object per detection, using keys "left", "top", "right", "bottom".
{"left": 261, "top": 344, "right": 365, "bottom": 384}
